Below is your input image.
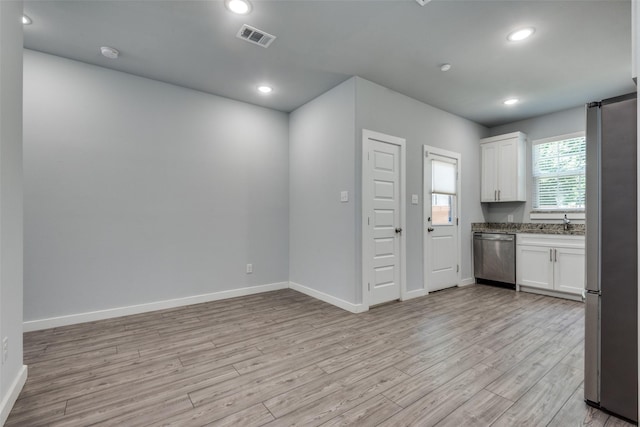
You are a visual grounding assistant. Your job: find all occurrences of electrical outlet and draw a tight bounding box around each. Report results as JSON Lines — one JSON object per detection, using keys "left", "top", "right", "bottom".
{"left": 2, "top": 337, "right": 8, "bottom": 364}
{"left": 411, "top": 194, "right": 419, "bottom": 205}
{"left": 246, "top": 264, "right": 253, "bottom": 274}
{"left": 340, "top": 191, "right": 348, "bottom": 202}
{"left": 507, "top": 215, "right": 514, "bottom": 223}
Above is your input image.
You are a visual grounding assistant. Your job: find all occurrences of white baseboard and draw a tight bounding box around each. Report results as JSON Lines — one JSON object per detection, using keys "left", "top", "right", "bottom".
{"left": 23, "top": 282, "right": 289, "bottom": 332}
{"left": 459, "top": 277, "right": 476, "bottom": 287}
{"left": 24, "top": 276, "right": 478, "bottom": 332}
{"left": 0, "top": 365, "right": 27, "bottom": 425}
{"left": 402, "top": 288, "right": 428, "bottom": 300}
{"left": 289, "top": 281, "right": 367, "bottom": 313}
{"left": 518, "top": 285, "right": 583, "bottom": 302}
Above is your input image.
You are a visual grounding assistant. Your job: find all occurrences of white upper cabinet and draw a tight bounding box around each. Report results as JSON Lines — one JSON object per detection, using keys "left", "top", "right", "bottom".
{"left": 480, "top": 132, "right": 527, "bottom": 202}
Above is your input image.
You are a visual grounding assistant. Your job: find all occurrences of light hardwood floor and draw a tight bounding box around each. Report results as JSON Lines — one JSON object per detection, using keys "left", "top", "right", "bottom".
{"left": 8, "top": 285, "right": 635, "bottom": 426}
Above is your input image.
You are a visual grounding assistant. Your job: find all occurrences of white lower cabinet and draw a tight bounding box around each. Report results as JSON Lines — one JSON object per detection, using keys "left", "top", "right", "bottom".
{"left": 553, "top": 247, "right": 586, "bottom": 295}
{"left": 516, "top": 234, "right": 585, "bottom": 298}
{"left": 518, "top": 245, "right": 554, "bottom": 290}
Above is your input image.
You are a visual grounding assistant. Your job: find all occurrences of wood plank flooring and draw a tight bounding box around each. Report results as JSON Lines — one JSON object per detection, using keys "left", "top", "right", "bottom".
{"left": 8, "top": 285, "right": 635, "bottom": 426}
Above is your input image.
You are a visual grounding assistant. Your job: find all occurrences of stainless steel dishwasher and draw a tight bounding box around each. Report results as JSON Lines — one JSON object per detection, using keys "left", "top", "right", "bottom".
{"left": 473, "top": 232, "right": 516, "bottom": 284}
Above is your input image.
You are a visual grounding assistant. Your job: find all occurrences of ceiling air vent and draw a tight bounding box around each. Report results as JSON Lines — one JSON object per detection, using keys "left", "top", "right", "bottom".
{"left": 236, "top": 24, "right": 276, "bottom": 48}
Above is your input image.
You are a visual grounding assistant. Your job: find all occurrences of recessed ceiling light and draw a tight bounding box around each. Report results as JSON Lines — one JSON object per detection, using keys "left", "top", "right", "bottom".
{"left": 22, "top": 15, "right": 32, "bottom": 25}
{"left": 507, "top": 27, "right": 535, "bottom": 42}
{"left": 257, "top": 85, "right": 273, "bottom": 94}
{"left": 225, "top": 0, "right": 252, "bottom": 15}
{"left": 504, "top": 98, "right": 519, "bottom": 105}
{"left": 440, "top": 63, "right": 452, "bottom": 72}
{"left": 100, "top": 46, "right": 120, "bottom": 59}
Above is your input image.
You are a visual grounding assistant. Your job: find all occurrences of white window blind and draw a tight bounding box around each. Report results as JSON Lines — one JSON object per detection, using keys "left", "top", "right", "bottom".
{"left": 532, "top": 133, "right": 586, "bottom": 210}
{"left": 431, "top": 159, "right": 456, "bottom": 195}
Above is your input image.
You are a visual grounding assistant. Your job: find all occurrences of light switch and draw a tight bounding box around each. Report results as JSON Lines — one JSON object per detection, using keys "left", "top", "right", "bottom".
{"left": 341, "top": 191, "right": 349, "bottom": 202}
{"left": 412, "top": 194, "right": 419, "bottom": 205}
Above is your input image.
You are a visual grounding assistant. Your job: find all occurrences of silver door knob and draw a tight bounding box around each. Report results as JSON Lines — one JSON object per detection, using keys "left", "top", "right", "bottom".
{"left": 395, "top": 227, "right": 402, "bottom": 234}
{"left": 427, "top": 227, "right": 434, "bottom": 232}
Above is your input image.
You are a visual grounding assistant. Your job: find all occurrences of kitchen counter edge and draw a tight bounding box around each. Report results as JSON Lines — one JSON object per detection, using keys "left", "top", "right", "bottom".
{"left": 471, "top": 222, "right": 585, "bottom": 236}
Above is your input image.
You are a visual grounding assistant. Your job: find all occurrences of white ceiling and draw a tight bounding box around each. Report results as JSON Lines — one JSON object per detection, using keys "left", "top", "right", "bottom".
{"left": 23, "top": 0, "right": 636, "bottom": 127}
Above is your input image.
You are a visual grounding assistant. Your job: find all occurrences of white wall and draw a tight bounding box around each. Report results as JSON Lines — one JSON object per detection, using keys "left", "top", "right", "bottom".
{"left": 289, "top": 77, "right": 489, "bottom": 307}
{"left": 484, "top": 106, "right": 586, "bottom": 223}
{"left": 23, "top": 50, "right": 289, "bottom": 323}
{"left": 289, "top": 78, "right": 358, "bottom": 305}
{"left": 24, "top": 54, "right": 487, "bottom": 323}
{"left": 0, "top": 0, "right": 27, "bottom": 423}
{"left": 355, "top": 78, "right": 488, "bottom": 296}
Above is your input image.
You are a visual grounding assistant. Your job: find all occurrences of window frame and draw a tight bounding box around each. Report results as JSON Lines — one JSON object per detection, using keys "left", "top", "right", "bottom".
{"left": 530, "top": 131, "right": 586, "bottom": 220}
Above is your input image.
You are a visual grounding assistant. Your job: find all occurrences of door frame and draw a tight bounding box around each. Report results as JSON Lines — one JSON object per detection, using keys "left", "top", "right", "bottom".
{"left": 423, "top": 145, "right": 462, "bottom": 293}
{"left": 362, "top": 129, "right": 407, "bottom": 310}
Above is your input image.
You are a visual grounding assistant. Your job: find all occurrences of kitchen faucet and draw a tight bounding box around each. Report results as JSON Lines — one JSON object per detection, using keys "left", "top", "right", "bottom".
{"left": 563, "top": 214, "right": 571, "bottom": 231}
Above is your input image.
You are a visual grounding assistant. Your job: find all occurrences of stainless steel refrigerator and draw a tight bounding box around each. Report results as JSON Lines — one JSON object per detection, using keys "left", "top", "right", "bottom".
{"left": 585, "top": 93, "right": 638, "bottom": 423}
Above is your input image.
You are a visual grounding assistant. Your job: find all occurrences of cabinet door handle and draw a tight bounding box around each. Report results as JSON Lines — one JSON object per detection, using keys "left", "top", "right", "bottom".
{"left": 494, "top": 190, "right": 497, "bottom": 201}
{"left": 550, "top": 249, "right": 553, "bottom": 262}
{"left": 498, "top": 190, "right": 501, "bottom": 200}
{"left": 554, "top": 249, "right": 557, "bottom": 262}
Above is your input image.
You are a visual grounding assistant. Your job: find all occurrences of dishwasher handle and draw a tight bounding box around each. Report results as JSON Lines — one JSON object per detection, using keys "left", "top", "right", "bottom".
{"left": 473, "top": 233, "right": 515, "bottom": 242}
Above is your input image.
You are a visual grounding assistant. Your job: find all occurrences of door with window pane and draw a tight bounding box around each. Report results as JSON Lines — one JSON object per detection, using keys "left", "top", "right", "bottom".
{"left": 424, "top": 148, "right": 459, "bottom": 292}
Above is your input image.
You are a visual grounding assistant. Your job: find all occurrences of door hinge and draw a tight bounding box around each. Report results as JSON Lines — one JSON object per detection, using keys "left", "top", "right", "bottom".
{"left": 368, "top": 217, "right": 370, "bottom": 226}
{"left": 456, "top": 217, "right": 459, "bottom": 226}
{"left": 368, "top": 152, "right": 370, "bottom": 161}
{"left": 425, "top": 152, "right": 429, "bottom": 158}
{"left": 457, "top": 264, "right": 459, "bottom": 273}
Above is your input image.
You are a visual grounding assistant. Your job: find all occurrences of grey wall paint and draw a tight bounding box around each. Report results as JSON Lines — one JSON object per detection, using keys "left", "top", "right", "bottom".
{"left": 289, "top": 78, "right": 357, "bottom": 304}
{"left": 355, "top": 78, "right": 488, "bottom": 298}
{"left": 23, "top": 50, "right": 289, "bottom": 321}
{"left": 485, "top": 106, "right": 586, "bottom": 222}
{"left": 0, "top": 0, "right": 25, "bottom": 402}
{"left": 490, "top": 106, "right": 586, "bottom": 140}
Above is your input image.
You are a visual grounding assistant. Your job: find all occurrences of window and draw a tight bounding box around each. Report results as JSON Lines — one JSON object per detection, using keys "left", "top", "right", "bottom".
{"left": 431, "top": 158, "right": 456, "bottom": 226}
{"left": 532, "top": 132, "right": 586, "bottom": 211}
{"left": 431, "top": 194, "right": 453, "bottom": 225}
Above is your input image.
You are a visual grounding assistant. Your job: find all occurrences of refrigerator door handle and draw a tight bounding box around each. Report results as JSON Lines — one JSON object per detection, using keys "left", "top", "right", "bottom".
{"left": 585, "top": 102, "right": 601, "bottom": 293}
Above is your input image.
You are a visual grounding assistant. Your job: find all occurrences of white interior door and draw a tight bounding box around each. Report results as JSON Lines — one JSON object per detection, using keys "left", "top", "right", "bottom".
{"left": 363, "top": 130, "right": 405, "bottom": 306}
{"left": 424, "top": 146, "right": 460, "bottom": 292}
